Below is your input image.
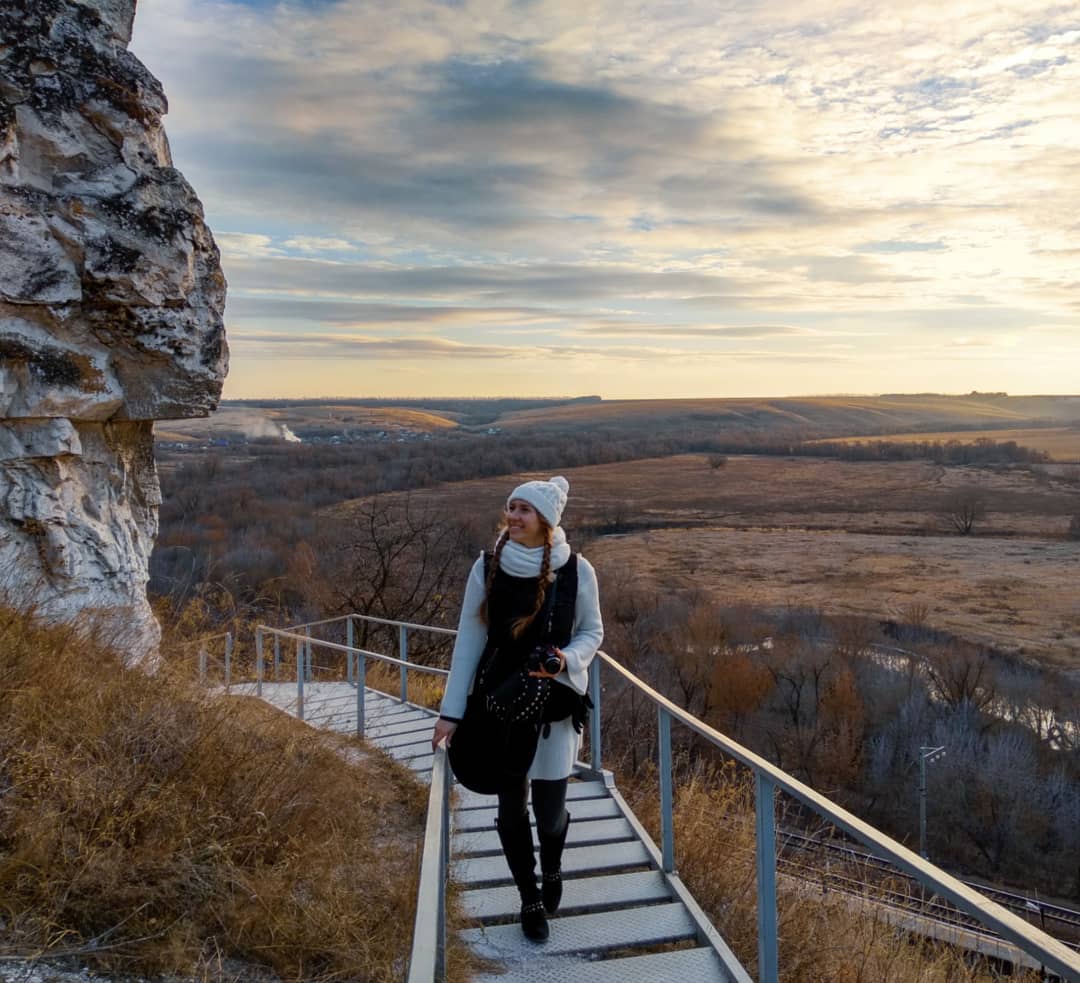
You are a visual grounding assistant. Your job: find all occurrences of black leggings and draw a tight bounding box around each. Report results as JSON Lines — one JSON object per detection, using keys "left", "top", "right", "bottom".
{"left": 497, "top": 777, "right": 568, "bottom": 836}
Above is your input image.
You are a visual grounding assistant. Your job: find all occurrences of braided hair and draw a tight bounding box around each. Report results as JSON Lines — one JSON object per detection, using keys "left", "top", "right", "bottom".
{"left": 480, "top": 519, "right": 554, "bottom": 638}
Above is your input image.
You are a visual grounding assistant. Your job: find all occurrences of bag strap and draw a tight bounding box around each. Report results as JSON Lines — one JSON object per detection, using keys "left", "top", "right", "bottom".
{"left": 540, "top": 569, "right": 559, "bottom": 639}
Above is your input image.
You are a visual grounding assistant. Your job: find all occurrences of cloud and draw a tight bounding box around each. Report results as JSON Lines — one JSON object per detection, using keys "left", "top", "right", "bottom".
{"left": 578, "top": 323, "right": 812, "bottom": 339}
{"left": 130, "top": 0, "right": 1080, "bottom": 396}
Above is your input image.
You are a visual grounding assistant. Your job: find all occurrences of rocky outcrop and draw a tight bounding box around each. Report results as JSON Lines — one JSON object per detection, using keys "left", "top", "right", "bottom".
{"left": 1, "top": 0, "right": 227, "bottom": 658}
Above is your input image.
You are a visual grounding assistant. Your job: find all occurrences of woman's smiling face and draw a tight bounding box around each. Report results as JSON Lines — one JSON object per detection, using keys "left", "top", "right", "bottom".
{"left": 505, "top": 498, "right": 546, "bottom": 548}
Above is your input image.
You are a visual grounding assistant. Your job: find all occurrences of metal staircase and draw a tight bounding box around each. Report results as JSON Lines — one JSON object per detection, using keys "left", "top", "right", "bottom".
{"left": 234, "top": 615, "right": 1080, "bottom": 983}
{"left": 253, "top": 680, "right": 745, "bottom": 981}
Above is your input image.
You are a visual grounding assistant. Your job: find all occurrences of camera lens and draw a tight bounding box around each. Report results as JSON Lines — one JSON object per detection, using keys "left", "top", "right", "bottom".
{"left": 541, "top": 648, "right": 562, "bottom": 674}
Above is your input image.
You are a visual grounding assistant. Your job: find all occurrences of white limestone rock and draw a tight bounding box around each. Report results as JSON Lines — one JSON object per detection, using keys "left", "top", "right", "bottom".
{"left": 0, "top": 0, "right": 227, "bottom": 660}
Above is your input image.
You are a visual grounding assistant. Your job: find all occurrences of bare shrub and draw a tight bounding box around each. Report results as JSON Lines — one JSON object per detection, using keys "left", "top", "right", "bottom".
{"left": 919, "top": 641, "right": 998, "bottom": 715}
{"left": 943, "top": 485, "right": 985, "bottom": 534}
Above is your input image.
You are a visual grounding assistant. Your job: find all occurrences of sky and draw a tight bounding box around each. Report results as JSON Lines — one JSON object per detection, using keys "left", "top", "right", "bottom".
{"left": 131, "top": 0, "right": 1080, "bottom": 400}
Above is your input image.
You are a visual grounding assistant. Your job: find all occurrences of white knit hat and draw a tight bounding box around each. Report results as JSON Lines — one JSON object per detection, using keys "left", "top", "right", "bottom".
{"left": 507, "top": 475, "right": 570, "bottom": 528}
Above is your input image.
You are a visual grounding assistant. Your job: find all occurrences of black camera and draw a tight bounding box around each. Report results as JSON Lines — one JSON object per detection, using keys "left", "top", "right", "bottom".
{"left": 529, "top": 644, "right": 562, "bottom": 675}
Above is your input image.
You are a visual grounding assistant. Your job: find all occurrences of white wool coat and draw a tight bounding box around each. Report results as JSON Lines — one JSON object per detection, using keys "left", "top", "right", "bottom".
{"left": 439, "top": 550, "right": 603, "bottom": 781}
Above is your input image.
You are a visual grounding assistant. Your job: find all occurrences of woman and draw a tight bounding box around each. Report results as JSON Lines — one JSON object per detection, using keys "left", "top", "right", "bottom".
{"left": 431, "top": 475, "right": 603, "bottom": 942}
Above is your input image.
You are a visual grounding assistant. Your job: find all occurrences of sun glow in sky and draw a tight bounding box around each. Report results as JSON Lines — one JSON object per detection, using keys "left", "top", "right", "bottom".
{"left": 132, "top": 0, "right": 1080, "bottom": 399}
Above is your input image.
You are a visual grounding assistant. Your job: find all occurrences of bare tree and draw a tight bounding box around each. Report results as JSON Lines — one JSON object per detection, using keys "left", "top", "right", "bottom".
{"left": 944, "top": 485, "right": 985, "bottom": 534}
{"left": 317, "top": 495, "right": 472, "bottom": 657}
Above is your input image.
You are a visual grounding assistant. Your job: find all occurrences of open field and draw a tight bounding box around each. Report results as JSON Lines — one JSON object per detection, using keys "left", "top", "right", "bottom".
{"left": 814, "top": 427, "right": 1080, "bottom": 462}
{"left": 336, "top": 454, "right": 1080, "bottom": 671}
{"left": 497, "top": 394, "right": 1080, "bottom": 432}
{"left": 157, "top": 393, "right": 1080, "bottom": 446}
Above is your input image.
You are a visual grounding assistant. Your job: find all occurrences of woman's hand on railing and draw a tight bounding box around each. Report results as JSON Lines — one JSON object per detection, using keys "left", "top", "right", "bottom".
{"left": 431, "top": 718, "right": 458, "bottom": 751}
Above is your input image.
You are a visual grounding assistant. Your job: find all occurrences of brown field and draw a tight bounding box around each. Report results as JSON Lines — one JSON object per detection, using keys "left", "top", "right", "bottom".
{"left": 815, "top": 426, "right": 1080, "bottom": 462}
{"left": 498, "top": 393, "right": 1080, "bottom": 431}
{"left": 339, "top": 454, "right": 1080, "bottom": 672}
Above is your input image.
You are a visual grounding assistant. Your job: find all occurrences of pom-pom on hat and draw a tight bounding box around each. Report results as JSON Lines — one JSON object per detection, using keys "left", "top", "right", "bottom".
{"left": 507, "top": 475, "right": 570, "bottom": 529}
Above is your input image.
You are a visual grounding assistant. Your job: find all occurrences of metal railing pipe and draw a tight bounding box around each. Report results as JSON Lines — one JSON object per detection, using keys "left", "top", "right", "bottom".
{"left": 355, "top": 650, "right": 366, "bottom": 737}
{"left": 755, "top": 773, "right": 779, "bottom": 983}
{"left": 296, "top": 637, "right": 305, "bottom": 721}
{"left": 399, "top": 625, "right": 409, "bottom": 702}
{"left": 257, "top": 627, "right": 449, "bottom": 677}
{"left": 255, "top": 629, "right": 264, "bottom": 697}
{"left": 406, "top": 747, "right": 451, "bottom": 983}
{"left": 346, "top": 616, "right": 354, "bottom": 684}
{"left": 273, "top": 634, "right": 280, "bottom": 679}
{"left": 589, "top": 658, "right": 602, "bottom": 773}
{"left": 659, "top": 706, "right": 675, "bottom": 874}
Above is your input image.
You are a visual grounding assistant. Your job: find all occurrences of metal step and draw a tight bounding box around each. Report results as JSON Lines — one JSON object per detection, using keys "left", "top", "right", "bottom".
{"left": 470, "top": 944, "right": 731, "bottom": 983}
{"left": 454, "top": 796, "right": 621, "bottom": 831}
{"left": 454, "top": 817, "right": 636, "bottom": 857}
{"left": 373, "top": 728, "right": 438, "bottom": 750}
{"left": 454, "top": 779, "right": 609, "bottom": 811}
{"left": 456, "top": 841, "right": 652, "bottom": 888}
{"left": 462, "top": 869, "right": 673, "bottom": 921}
{"left": 364, "top": 716, "right": 436, "bottom": 738}
{"left": 459, "top": 901, "right": 697, "bottom": 962}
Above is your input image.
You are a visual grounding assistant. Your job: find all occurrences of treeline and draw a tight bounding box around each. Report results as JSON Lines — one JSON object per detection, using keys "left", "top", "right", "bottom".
{"left": 596, "top": 587, "right": 1080, "bottom": 899}
{"left": 799, "top": 438, "right": 1051, "bottom": 465}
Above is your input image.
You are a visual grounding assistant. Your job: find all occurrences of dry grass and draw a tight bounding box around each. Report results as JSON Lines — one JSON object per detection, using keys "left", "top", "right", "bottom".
{"left": 621, "top": 763, "right": 1042, "bottom": 982}
{"left": 0, "top": 607, "right": 463, "bottom": 981}
{"left": 364, "top": 660, "right": 445, "bottom": 711}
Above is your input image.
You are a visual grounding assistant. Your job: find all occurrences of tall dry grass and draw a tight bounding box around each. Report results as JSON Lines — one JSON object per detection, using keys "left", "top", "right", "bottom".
{"left": 0, "top": 607, "right": 450, "bottom": 981}
{"left": 621, "top": 761, "right": 1042, "bottom": 982}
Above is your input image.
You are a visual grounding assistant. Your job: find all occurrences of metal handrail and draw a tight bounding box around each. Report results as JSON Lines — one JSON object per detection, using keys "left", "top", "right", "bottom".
{"left": 406, "top": 746, "right": 451, "bottom": 983}
{"left": 589, "top": 651, "right": 1080, "bottom": 983}
{"left": 254, "top": 615, "right": 450, "bottom": 732}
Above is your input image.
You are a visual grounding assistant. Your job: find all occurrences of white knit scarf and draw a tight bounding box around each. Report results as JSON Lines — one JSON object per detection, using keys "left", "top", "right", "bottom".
{"left": 497, "top": 526, "right": 571, "bottom": 579}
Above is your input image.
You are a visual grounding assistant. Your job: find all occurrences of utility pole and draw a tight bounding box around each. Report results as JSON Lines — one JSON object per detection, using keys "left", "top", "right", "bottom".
{"left": 918, "top": 745, "right": 946, "bottom": 860}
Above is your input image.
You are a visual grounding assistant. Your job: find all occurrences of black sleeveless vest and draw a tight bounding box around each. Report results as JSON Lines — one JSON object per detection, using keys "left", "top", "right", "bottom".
{"left": 476, "top": 552, "right": 578, "bottom": 695}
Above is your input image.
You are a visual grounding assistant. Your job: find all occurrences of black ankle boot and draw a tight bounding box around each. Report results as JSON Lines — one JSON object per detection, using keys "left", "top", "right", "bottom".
{"left": 539, "top": 810, "right": 570, "bottom": 914}
{"left": 496, "top": 816, "right": 549, "bottom": 942}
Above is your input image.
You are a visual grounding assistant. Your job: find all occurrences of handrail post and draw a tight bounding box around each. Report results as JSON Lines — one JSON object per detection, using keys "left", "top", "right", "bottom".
{"left": 659, "top": 706, "right": 675, "bottom": 873}
{"left": 399, "top": 624, "right": 409, "bottom": 703}
{"left": 255, "top": 628, "right": 264, "bottom": 697}
{"left": 296, "top": 637, "right": 305, "bottom": 721}
{"left": 755, "top": 772, "right": 779, "bottom": 983}
{"left": 407, "top": 748, "right": 450, "bottom": 983}
{"left": 438, "top": 750, "right": 450, "bottom": 979}
{"left": 198, "top": 646, "right": 207, "bottom": 684}
{"left": 305, "top": 626, "right": 313, "bottom": 682}
{"left": 273, "top": 634, "right": 281, "bottom": 680}
{"left": 224, "top": 632, "right": 233, "bottom": 689}
{"left": 346, "top": 615, "right": 354, "bottom": 685}
{"left": 589, "top": 658, "right": 602, "bottom": 773}
{"left": 356, "top": 651, "right": 366, "bottom": 738}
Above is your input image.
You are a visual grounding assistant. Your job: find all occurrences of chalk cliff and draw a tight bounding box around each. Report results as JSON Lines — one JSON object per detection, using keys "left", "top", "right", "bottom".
{"left": 0, "top": 0, "right": 227, "bottom": 658}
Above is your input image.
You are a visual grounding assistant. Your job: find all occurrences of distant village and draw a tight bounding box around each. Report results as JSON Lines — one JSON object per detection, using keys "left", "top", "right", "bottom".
{"left": 156, "top": 424, "right": 501, "bottom": 451}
